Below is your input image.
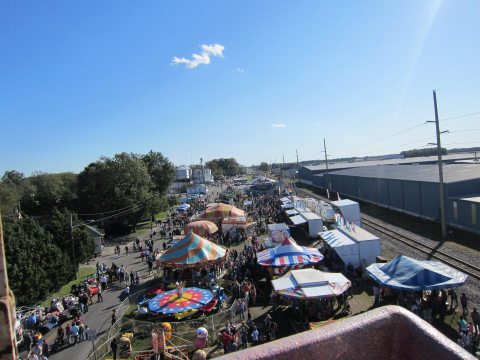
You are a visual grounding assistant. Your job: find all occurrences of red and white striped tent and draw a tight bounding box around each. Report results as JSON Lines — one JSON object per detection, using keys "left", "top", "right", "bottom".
{"left": 257, "top": 236, "right": 323, "bottom": 267}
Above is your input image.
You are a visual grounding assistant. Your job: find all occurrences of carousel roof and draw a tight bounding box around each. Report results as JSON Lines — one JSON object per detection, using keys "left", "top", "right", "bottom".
{"left": 200, "top": 203, "right": 245, "bottom": 220}
{"left": 184, "top": 220, "right": 219, "bottom": 236}
{"left": 157, "top": 231, "right": 227, "bottom": 268}
{"left": 257, "top": 236, "right": 323, "bottom": 267}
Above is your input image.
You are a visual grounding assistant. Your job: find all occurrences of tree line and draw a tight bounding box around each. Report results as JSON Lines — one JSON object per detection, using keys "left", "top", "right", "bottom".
{"left": 400, "top": 147, "right": 447, "bottom": 158}
{"left": 205, "top": 158, "right": 245, "bottom": 178}
{"left": 1, "top": 150, "right": 175, "bottom": 305}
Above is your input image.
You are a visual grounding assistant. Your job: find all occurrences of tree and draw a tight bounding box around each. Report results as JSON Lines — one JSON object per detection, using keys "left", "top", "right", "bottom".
{"left": 3, "top": 216, "right": 72, "bottom": 305}
{"left": 77, "top": 152, "right": 159, "bottom": 235}
{"left": 141, "top": 151, "right": 175, "bottom": 194}
{"left": 258, "top": 162, "right": 270, "bottom": 172}
{"left": 46, "top": 209, "right": 95, "bottom": 271}
{"left": 20, "top": 172, "right": 77, "bottom": 216}
{"left": 0, "top": 170, "right": 29, "bottom": 214}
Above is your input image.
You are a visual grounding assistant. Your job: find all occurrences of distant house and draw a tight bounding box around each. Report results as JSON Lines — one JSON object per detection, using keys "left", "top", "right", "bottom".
{"left": 85, "top": 225, "right": 104, "bottom": 256}
{"left": 192, "top": 168, "right": 214, "bottom": 184}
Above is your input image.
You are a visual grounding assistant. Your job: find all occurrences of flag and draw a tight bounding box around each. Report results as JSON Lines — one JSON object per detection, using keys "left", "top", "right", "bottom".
{"left": 337, "top": 192, "right": 341, "bottom": 201}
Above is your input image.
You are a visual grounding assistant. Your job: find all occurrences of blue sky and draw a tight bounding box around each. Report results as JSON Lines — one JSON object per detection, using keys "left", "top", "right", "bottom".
{"left": 1, "top": 0, "right": 479, "bottom": 175}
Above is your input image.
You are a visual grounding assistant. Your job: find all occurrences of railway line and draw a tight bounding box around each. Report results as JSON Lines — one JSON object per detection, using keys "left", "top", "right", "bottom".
{"left": 294, "top": 187, "right": 480, "bottom": 281}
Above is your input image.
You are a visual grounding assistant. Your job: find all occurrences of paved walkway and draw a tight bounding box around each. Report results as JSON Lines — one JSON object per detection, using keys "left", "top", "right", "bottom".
{"left": 48, "top": 230, "right": 167, "bottom": 360}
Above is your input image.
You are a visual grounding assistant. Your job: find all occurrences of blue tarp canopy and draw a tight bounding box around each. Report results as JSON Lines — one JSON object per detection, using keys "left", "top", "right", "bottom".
{"left": 366, "top": 255, "right": 467, "bottom": 291}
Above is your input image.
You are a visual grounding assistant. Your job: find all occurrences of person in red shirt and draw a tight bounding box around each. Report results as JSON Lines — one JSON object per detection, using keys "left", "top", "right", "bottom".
{"left": 220, "top": 331, "right": 233, "bottom": 354}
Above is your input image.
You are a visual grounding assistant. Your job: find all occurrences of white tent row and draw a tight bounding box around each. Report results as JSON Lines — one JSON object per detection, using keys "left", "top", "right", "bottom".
{"left": 319, "top": 227, "right": 381, "bottom": 269}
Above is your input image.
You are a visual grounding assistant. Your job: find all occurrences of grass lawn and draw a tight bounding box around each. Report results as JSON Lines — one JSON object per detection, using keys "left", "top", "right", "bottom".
{"left": 135, "top": 211, "right": 170, "bottom": 234}
{"left": 41, "top": 266, "right": 96, "bottom": 306}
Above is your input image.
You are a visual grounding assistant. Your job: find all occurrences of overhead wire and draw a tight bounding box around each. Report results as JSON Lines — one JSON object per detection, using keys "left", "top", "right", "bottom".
{"left": 440, "top": 112, "right": 480, "bottom": 121}
{"left": 76, "top": 202, "right": 143, "bottom": 216}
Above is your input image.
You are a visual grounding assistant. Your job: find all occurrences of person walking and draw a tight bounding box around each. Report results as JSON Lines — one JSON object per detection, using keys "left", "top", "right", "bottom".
{"left": 471, "top": 308, "right": 480, "bottom": 335}
{"left": 70, "top": 322, "right": 80, "bottom": 344}
{"left": 110, "top": 337, "right": 118, "bottom": 360}
{"left": 97, "top": 286, "right": 103, "bottom": 302}
{"left": 251, "top": 326, "right": 259, "bottom": 346}
{"left": 448, "top": 289, "right": 458, "bottom": 309}
{"left": 460, "top": 293, "right": 468, "bottom": 316}
{"left": 111, "top": 310, "right": 117, "bottom": 327}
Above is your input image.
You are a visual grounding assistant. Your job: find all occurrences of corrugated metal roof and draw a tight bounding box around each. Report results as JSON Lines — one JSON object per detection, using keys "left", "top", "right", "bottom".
{"left": 302, "top": 153, "right": 476, "bottom": 172}
{"left": 328, "top": 164, "right": 480, "bottom": 183}
{"left": 448, "top": 194, "right": 480, "bottom": 203}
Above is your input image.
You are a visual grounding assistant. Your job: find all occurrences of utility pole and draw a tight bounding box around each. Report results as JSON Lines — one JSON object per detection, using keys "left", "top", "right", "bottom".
{"left": 70, "top": 212, "right": 77, "bottom": 279}
{"left": 323, "top": 138, "right": 330, "bottom": 195}
{"left": 430, "top": 90, "right": 447, "bottom": 239}
{"left": 296, "top": 149, "right": 299, "bottom": 183}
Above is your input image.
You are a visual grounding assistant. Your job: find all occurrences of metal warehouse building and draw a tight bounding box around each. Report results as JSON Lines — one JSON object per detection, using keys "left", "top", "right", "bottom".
{"left": 298, "top": 153, "right": 477, "bottom": 189}
{"left": 327, "top": 164, "right": 480, "bottom": 235}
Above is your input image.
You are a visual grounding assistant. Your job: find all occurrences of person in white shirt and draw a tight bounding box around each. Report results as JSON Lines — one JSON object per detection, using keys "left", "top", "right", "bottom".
{"left": 251, "top": 326, "right": 259, "bottom": 346}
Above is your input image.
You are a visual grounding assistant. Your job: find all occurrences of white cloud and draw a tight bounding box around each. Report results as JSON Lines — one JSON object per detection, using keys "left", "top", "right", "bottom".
{"left": 171, "top": 43, "right": 225, "bottom": 69}
{"left": 237, "top": 68, "right": 245, "bottom": 73}
{"left": 271, "top": 123, "right": 286, "bottom": 128}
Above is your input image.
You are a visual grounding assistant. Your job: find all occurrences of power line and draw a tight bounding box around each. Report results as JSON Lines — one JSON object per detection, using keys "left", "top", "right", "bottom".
{"left": 330, "top": 122, "right": 427, "bottom": 154}
{"left": 448, "top": 128, "right": 480, "bottom": 134}
{"left": 85, "top": 204, "right": 146, "bottom": 225}
{"left": 76, "top": 202, "right": 142, "bottom": 216}
{"left": 443, "top": 141, "right": 480, "bottom": 147}
{"left": 436, "top": 70, "right": 480, "bottom": 91}
{"left": 441, "top": 111, "right": 480, "bottom": 121}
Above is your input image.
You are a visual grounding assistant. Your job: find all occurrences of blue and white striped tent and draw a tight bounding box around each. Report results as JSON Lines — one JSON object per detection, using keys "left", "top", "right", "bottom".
{"left": 366, "top": 255, "right": 467, "bottom": 291}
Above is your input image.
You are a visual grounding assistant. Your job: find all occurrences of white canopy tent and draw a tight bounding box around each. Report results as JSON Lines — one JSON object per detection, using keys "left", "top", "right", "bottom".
{"left": 272, "top": 268, "right": 351, "bottom": 299}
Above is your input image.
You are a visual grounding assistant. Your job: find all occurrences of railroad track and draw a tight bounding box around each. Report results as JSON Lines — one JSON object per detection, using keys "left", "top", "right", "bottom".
{"left": 294, "top": 187, "right": 480, "bottom": 281}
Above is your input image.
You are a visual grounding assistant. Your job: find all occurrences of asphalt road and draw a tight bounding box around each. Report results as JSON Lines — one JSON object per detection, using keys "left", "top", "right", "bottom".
{"left": 49, "top": 232, "right": 168, "bottom": 360}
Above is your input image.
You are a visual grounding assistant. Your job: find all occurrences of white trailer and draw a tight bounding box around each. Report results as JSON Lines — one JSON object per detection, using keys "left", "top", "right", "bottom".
{"left": 301, "top": 211, "right": 324, "bottom": 238}
{"left": 331, "top": 199, "right": 361, "bottom": 226}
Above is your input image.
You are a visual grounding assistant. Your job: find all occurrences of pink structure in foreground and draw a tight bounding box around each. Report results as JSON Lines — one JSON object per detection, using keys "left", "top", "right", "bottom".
{"left": 218, "top": 305, "right": 475, "bottom": 360}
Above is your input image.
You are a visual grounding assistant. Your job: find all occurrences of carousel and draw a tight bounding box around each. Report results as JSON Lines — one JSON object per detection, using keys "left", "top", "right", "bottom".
{"left": 137, "top": 231, "right": 228, "bottom": 320}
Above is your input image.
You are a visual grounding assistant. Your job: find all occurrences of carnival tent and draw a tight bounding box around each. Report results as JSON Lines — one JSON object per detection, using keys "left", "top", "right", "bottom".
{"left": 184, "top": 221, "right": 219, "bottom": 237}
{"left": 148, "top": 287, "right": 214, "bottom": 315}
{"left": 200, "top": 203, "right": 245, "bottom": 220}
{"left": 257, "top": 236, "right": 323, "bottom": 267}
{"left": 272, "top": 268, "right": 351, "bottom": 299}
{"left": 156, "top": 231, "right": 227, "bottom": 268}
{"left": 366, "top": 255, "right": 468, "bottom": 291}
